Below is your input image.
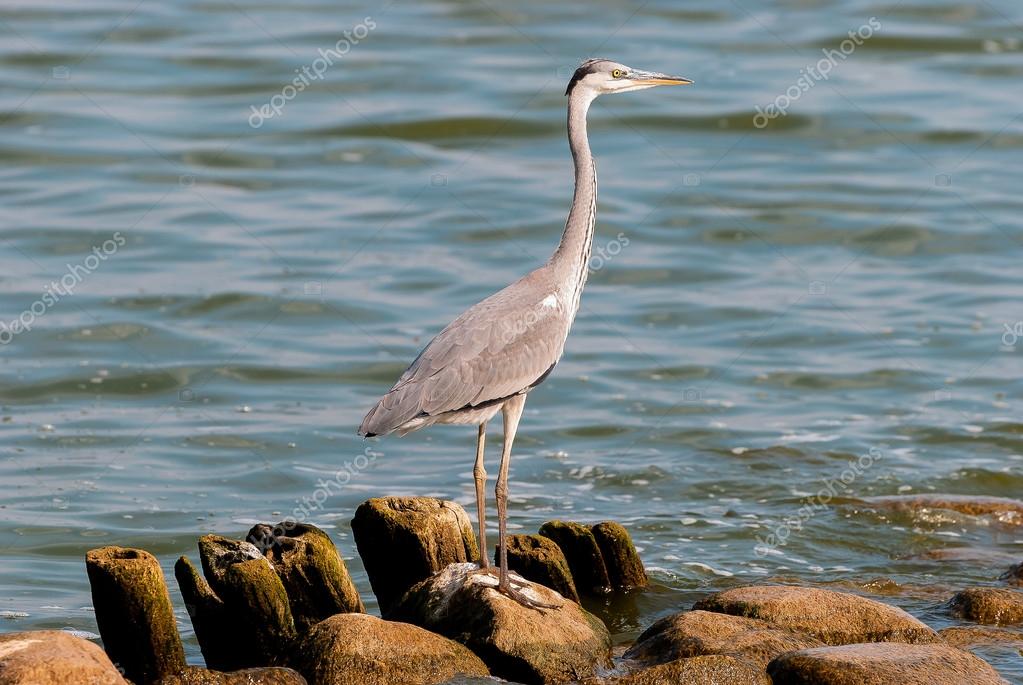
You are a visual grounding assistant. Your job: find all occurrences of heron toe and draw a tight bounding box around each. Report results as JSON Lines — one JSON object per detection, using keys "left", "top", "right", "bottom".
{"left": 496, "top": 581, "right": 560, "bottom": 611}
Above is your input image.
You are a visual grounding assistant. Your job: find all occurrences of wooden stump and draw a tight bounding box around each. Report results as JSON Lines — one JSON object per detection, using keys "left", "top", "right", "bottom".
{"left": 85, "top": 546, "right": 186, "bottom": 684}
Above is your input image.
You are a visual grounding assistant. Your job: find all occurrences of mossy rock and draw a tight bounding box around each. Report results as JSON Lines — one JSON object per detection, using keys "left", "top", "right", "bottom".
{"left": 86, "top": 546, "right": 186, "bottom": 684}
{"left": 605, "top": 655, "right": 769, "bottom": 685}
{"left": 948, "top": 587, "right": 1023, "bottom": 625}
{"left": 538, "top": 521, "right": 611, "bottom": 595}
{"left": 391, "top": 562, "right": 610, "bottom": 685}
{"left": 496, "top": 534, "right": 579, "bottom": 603}
{"left": 591, "top": 521, "right": 647, "bottom": 590}
{"left": 767, "top": 643, "right": 1006, "bottom": 685}
{"left": 156, "top": 666, "right": 307, "bottom": 684}
{"left": 625, "top": 610, "right": 823, "bottom": 668}
{"left": 247, "top": 522, "right": 364, "bottom": 631}
{"left": 693, "top": 585, "right": 937, "bottom": 646}
{"left": 351, "top": 497, "right": 478, "bottom": 615}
{"left": 291, "top": 613, "right": 488, "bottom": 685}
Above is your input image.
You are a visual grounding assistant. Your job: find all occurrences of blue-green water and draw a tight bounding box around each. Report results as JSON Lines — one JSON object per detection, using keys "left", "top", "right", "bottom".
{"left": 2, "top": 0, "right": 1022, "bottom": 681}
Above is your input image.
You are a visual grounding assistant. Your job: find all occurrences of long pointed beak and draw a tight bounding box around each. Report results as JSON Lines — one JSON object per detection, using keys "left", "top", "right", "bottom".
{"left": 629, "top": 70, "right": 693, "bottom": 86}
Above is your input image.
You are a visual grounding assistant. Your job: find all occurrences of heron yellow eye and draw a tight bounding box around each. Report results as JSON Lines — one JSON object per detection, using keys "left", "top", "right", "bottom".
{"left": 611, "top": 69, "right": 623, "bottom": 78}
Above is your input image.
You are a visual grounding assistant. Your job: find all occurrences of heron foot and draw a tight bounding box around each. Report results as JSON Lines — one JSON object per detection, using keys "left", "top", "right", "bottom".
{"left": 471, "top": 564, "right": 498, "bottom": 579}
{"left": 496, "top": 579, "right": 560, "bottom": 611}
{"left": 470, "top": 564, "right": 559, "bottom": 610}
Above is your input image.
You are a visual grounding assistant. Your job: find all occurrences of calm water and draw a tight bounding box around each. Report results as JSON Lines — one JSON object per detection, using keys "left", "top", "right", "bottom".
{"left": 2, "top": 0, "right": 1022, "bottom": 681}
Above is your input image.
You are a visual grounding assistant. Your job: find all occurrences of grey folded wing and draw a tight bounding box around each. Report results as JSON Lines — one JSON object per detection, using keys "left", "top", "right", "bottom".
{"left": 358, "top": 280, "right": 568, "bottom": 437}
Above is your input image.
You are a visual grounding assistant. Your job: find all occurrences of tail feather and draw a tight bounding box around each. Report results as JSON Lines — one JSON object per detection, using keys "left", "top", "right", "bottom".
{"left": 358, "top": 391, "right": 421, "bottom": 437}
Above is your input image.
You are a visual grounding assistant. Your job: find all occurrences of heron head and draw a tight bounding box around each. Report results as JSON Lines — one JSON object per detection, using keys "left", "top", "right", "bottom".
{"left": 565, "top": 58, "right": 692, "bottom": 97}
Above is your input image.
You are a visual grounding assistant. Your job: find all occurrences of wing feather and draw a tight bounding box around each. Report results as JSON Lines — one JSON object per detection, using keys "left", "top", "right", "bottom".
{"left": 358, "top": 268, "right": 569, "bottom": 436}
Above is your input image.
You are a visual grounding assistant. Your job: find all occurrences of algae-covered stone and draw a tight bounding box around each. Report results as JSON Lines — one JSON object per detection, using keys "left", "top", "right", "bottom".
{"left": 86, "top": 546, "right": 186, "bottom": 684}
{"left": 939, "top": 625, "right": 1023, "bottom": 648}
{"left": 391, "top": 562, "right": 611, "bottom": 685}
{"left": 247, "top": 522, "right": 364, "bottom": 631}
{"left": 591, "top": 521, "right": 647, "bottom": 590}
{"left": 609, "top": 655, "right": 769, "bottom": 685}
{"left": 539, "top": 520, "right": 611, "bottom": 595}
{"left": 999, "top": 562, "right": 1023, "bottom": 585}
{"left": 175, "top": 555, "right": 236, "bottom": 671}
{"left": 948, "top": 587, "right": 1023, "bottom": 625}
{"left": 197, "top": 534, "right": 297, "bottom": 667}
{"left": 292, "top": 613, "right": 489, "bottom": 685}
{"left": 497, "top": 534, "right": 580, "bottom": 603}
{"left": 197, "top": 535, "right": 264, "bottom": 592}
{"left": 862, "top": 494, "right": 1023, "bottom": 525}
{"left": 156, "top": 666, "right": 307, "bottom": 684}
{"left": 693, "top": 585, "right": 936, "bottom": 645}
{"left": 351, "top": 497, "right": 478, "bottom": 615}
{"left": 625, "top": 609, "right": 823, "bottom": 668}
{"left": 766, "top": 642, "right": 1006, "bottom": 685}
{"left": 0, "top": 630, "right": 129, "bottom": 685}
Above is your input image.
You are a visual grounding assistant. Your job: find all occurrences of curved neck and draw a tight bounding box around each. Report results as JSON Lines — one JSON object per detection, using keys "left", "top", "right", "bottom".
{"left": 551, "top": 89, "right": 598, "bottom": 306}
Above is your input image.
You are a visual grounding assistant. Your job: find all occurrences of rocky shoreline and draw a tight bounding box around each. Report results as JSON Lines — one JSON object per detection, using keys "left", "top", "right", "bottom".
{"left": 1, "top": 494, "right": 1022, "bottom": 684}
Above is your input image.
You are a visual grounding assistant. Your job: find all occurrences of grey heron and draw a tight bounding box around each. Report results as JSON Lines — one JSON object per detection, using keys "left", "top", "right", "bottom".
{"left": 359, "top": 59, "right": 691, "bottom": 608}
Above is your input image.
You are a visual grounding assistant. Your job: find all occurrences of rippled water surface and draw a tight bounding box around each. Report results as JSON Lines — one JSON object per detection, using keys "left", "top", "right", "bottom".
{"left": 2, "top": 0, "right": 1022, "bottom": 681}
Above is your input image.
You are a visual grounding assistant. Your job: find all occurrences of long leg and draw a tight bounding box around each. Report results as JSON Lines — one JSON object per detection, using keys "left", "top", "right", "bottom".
{"left": 473, "top": 421, "right": 489, "bottom": 569}
{"left": 496, "top": 395, "right": 523, "bottom": 592}
{"left": 495, "top": 394, "right": 557, "bottom": 610}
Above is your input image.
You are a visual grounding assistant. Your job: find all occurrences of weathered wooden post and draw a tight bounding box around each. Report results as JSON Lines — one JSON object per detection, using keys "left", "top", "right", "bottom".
{"left": 351, "top": 497, "right": 478, "bottom": 615}
{"left": 496, "top": 534, "right": 580, "bottom": 603}
{"left": 85, "top": 546, "right": 186, "bottom": 684}
{"left": 592, "top": 521, "right": 647, "bottom": 590}
{"left": 538, "top": 520, "right": 612, "bottom": 595}
{"left": 247, "top": 522, "right": 364, "bottom": 632}
{"left": 197, "top": 535, "right": 297, "bottom": 666}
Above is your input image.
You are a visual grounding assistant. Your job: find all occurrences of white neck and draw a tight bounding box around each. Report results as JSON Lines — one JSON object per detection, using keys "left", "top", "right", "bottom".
{"left": 550, "top": 88, "right": 598, "bottom": 317}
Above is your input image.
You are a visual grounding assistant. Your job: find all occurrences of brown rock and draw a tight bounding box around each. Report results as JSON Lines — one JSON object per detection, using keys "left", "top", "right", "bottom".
{"left": 0, "top": 630, "right": 129, "bottom": 684}
{"left": 766, "top": 642, "right": 1007, "bottom": 685}
{"left": 693, "top": 585, "right": 937, "bottom": 645}
{"left": 999, "top": 562, "right": 1023, "bottom": 586}
{"left": 863, "top": 495, "right": 1023, "bottom": 525}
{"left": 939, "top": 625, "right": 1023, "bottom": 648}
{"left": 907, "top": 547, "right": 1019, "bottom": 565}
{"left": 291, "top": 613, "right": 488, "bottom": 685}
{"left": 609, "top": 655, "right": 769, "bottom": 685}
{"left": 85, "top": 546, "right": 186, "bottom": 684}
{"left": 498, "top": 534, "right": 580, "bottom": 603}
{"left": 591, "top": 522, "right": 647, "bottom": 590}
{"left": 948, "top": 587, "right": 1023, "bottom": 625}
{"left": 625, "top": 609, "right": 824, "bottom": 668}
{"left": 391, "top": 562, "right": 611, "bottom": 684}
{"left": 538, "top": 520, "right": 612, "bottom": 595}
{"left": 155, "top": 666, "right": 307, "bottom": 684}
{"left": 247, "top": 522, "right": 364, "bottom": 631}
{"left": 351, "top": 497, "right": 478, "bottom": 615}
